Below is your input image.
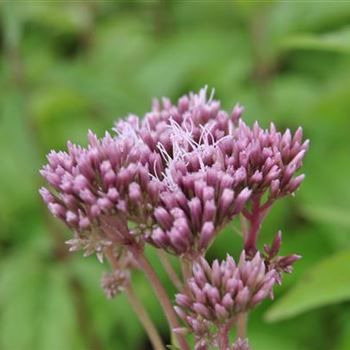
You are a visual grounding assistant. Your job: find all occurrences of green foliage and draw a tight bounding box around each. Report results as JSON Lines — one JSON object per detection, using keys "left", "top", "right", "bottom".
{"left": 265, "top": 249, "right": 350, "bottom": 322}
{"left": 0, "top": 2, "right": 349, "bottom": 349}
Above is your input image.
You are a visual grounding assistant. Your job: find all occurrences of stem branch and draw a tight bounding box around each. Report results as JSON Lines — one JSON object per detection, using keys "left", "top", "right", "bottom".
{"left": 218, "top": 318, "right": 236, "bottom": 350}
{"left": 125, "top": 285, "right": 165, "bottom": 350}
{"left": 106, "top": 250, "right": 165, "bottom": 350}
{"left": 244, "top": 196, "right": 262, "bottom": 255}
{"left": 134, "top": 251, "right": 190, "bottom": 350}
{"left": 236, "top": 313, "right": 247, "bottom": 340}
{"left": 157, "top": 250, "right": 183, "bottom": 291}
{"left": 181, "top": 258, "right": 193, "bottom": 283}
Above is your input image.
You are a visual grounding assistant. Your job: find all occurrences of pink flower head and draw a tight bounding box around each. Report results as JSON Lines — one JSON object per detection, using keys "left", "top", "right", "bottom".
{"left": 115, "top": 86, "right": 242, "bottom": 156}
{"left": 40, "top": 87, "right": 308, "bottom": 263}
{"left": 218, "top": 120, "right": 309, "bottom": 201}
{"left": 146, "top": 138, "right": 251, "bottom": 256}
{"left": 175, "top": 252, "right": 276, "bottom": 346}
{"left": 40, "top": 131, "right": 162, "bottom": 259}
{"left": 232, "top": 338, "right": 250, "bottom": 350}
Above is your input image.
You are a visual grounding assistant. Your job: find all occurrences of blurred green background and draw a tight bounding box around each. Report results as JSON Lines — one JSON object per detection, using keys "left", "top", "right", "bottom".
{"left": 1, "top": 1, "right": 350, "bottom": 350}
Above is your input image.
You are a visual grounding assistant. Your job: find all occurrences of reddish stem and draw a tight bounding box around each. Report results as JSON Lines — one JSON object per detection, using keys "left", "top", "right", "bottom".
{"left": 125, "top": 285, "right": 166, "bottom": 350}
{"left": 244, "top": 196, "right": 262, "bottom": 255}
{"left": 244, "top": 195, "right": 274, "bottom": 256}
{"left": 106, "top": 249, "right": 165, "bottom": 350}
{"left": 133, "top": 250, "right": 190, "bottom": 350}
{"left": 218, "top": 318, "right": 236, "bottom": 350}
{"left": 101, "top": 218, "right": 189, "bottom": 349}
{"left": 157, "top": 250, "right": 183, "bottom": 291}
{"left": 236, "top": 313, "right": 247, "bottom": 340}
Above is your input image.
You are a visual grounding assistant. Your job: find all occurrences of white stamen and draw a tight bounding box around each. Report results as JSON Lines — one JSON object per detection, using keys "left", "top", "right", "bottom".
{"left": 208, "top": 88, "right": 215, "bottom": 104}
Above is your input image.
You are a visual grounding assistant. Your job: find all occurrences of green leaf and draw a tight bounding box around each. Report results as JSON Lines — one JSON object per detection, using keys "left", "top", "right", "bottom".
{"left": 279, "top": 27, "right": 350, "bottom": 54}
{"left": 0, "top": 251, "right": 83, "bottom": 350}
{"left": 166, "top": 345, "right": 181, "bottom": 350}
{"left": 302, "top": 204, "right": 350, "bottom": 229}
{"left": 38, "top": 265, "right": 82, "bottom": 350}
{"left": 0, "top": 252, "right": 45, "bottom": 350}
{"left": 265, "top": 249, "right": 350, "bottom": 322}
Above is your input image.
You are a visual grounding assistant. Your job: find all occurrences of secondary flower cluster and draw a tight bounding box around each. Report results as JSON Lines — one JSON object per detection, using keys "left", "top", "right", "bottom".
{"left": 174, "top": 252, "right": 276, "bottom": 349}
{"left": 101, "top": 249, "right": 136, "bottom": 298}
{"left": 40, "top": 87, "right": 308, "bottom": 349}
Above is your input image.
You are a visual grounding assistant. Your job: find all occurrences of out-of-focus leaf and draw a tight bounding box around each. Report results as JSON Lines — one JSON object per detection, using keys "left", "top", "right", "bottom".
{"left": 335, "top": 312, "right": 350, "bottom": 350}
{"left": 279, "top": 27, "right": 350, "bottom": 54}
{"left": 266, "top": 2, "right": 350, "bottom": 44}
{"left": 70, "top": 257, "right": 141, "bottom": 349}
{"left": 134, "top": 29, "right": 251, "bottom": 98}
{"left": 9, "top": 3, "right": 93, "bottom": 34}
{"left": 0, "top": 91, "right": 40, "bottom": 228}
{"left": 166, "top": 345, "right": 181, "bottom": 350}
{"left": 38, "top": 265, "right": 82, "bottom": 350}
{"left": 265, "top": 249, "right": 350, "bottom": 322}
{"left": 302, "top": 204, "right": 350, "bottom": 229}
{"left": 0, "top": 252, "right": 41, "bottom": 350}
{"left": 250, "top": 328, "right": 306, "bottom": 350}
{"left": 0, "top": 250, "right": 83, "bottom": 350}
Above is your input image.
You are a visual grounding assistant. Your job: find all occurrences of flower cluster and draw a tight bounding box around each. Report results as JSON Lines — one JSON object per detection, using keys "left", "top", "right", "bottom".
{"left": 232, "top": 338, "right": 250, "bottom": 350}
{"left": 174, "top": 252, "right": 276, "bottom": 348}
{"left": 40, "top": 87, "right": 309, "bottom": 350}
{"left": 101, "top": 269, "right": 130, "bottom": 298}
{"left": 40, "top": 131, "right": 162, "bottom": 258}
{"left": 147, "top": 160, "right": 252, "bottom": 257}
{"left": 41, "top": 87, "right": 307, "bottom": 261}
{"left": 218, "top": 120, "right": 309, "bottom": 201}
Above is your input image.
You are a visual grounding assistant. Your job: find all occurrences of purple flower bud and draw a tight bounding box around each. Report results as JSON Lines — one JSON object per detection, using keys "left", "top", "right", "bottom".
{"left": 251, "top": 170, "right": 263, "bottom": 183}
{"left": 202, "top": 186, "right": 215, "bottom": 201}
{"left": 251, "top": 289, "right": 268, "bottom": 306}
{"left": 202, "top": 200, "right": 216, "bottom": 223}
{"left": 129, "top": 182, "right": 142, "bottom": 201}
{"left": 90, "top": 204, "right": 101, "bottom": 218}
{"left": 198, "top": 222, "right": 215, "bottom": 251}
{"left": 270, "top": 179, "right": 280, "bottom": 196}
{"left": 236, "top": 287, "right": 250, "bottom": 308}
{"left": 79, "top": 216, "right": 90, "bottom": 230}
{"left": 222, "top": 293, "right": 234, "bottom": 308}
{"left": 79, "top": 188, "right": 96, "bottom": 204}
{"left": 151, "top": 228, "right": 169, "bottom": 248}
{"left": 215, "top": 303, "right": 229, "bottom": 320}
{"left": 48, "top": 203, "right": 66, "bottom": 218}
{"left": 189, "top": 197, "right": 202, "bottom": 231}
{"left": 66, "top": 210, "right": 78, "bottom": 224}
{"left": 107, "top": 188, "right": 119, "bottom": 201}
{"left": 287, "top": 174, "right": 305, "bottom": 193}
{"left": 193, "top": 303, "right": 211, "bottom": 319}
{"left": 170, "top": 227, "right": 190, "bottom": 252}
{"left": 154, "top": 207, "right": 172, "bottom": 230}
{"left": 218, "top": 188, "right": 234, "bottom": 213}
{"left": 39, "top": 187, "right": 55, "bottom": 203}
{"left": 268, "top": 230, "right": 282, "bottom": 257}
{"left": 234, "top": 188, "right": 251, "bottom": 213}
{"left": 232, "top": 104, "right": 244, "bottom": 123}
